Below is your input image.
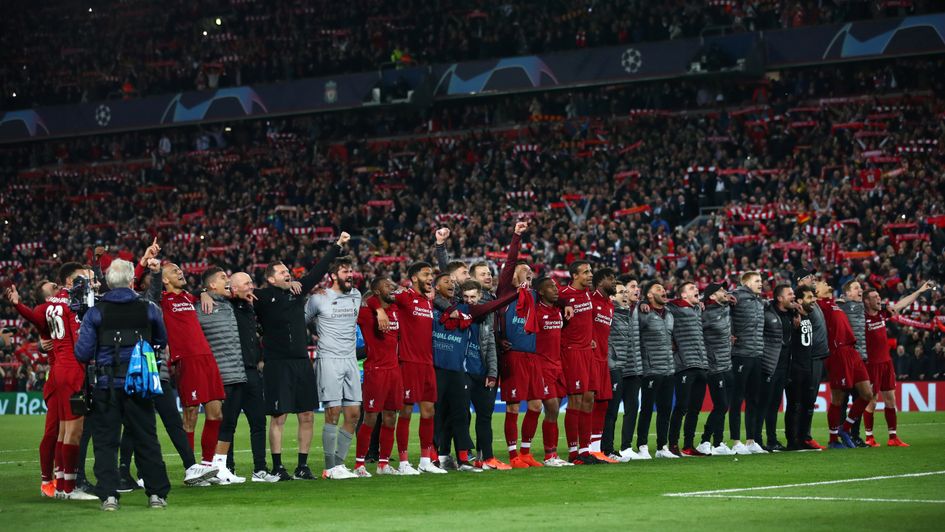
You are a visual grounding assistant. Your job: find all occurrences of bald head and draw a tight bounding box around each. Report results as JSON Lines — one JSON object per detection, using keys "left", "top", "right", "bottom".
{"left": 230, "top": 272, "right": 256, "bottom": 301}
{"left": 162, "top": 263, "right": 186, "bottom": 291}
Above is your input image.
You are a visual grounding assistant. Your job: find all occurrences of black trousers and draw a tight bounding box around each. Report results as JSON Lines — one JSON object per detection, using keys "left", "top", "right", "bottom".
{"left": 434, "top": 368, "right": 474, "bottom": 455}
{"left": 466, "top": 373, "right": 497, "bottom": 460}
{"left": 78, "top": 408, "right": 95, "bottom": 481}
{"left": 728, "top": 356, "right": 762, "bottom": 441}
{"left": 222, "top": 369, "right": 269, "bottom": 473}
{"left": 92, "top": 388, "right": 170, "bottom": 501}
{"left": 786, "top": 358, "right": 824, "bottom": 445}
{"left": 702, "top": 370, "right": 733, "bottom": 446}
{"left": 603, "top": 372, "right": 641, "bottom": 454}
{"left": 637, "top": 375, "right": 674, "bottom": 449}
{"left": 669, "top": 368, "right": 707, "bottom": 449}
{"left": 120, "top": 379, "right": 195, "bottom": 473}
{"left": 757, "top": 365, "right": 788, "bottom": 445}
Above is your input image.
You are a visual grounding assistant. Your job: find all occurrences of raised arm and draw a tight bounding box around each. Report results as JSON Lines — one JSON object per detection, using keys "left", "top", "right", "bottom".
{"left": 5, "top": 286, "right": 46, "bottom": 332}
{"left": 890, "top": 280, "right": 935, "bottom": 314}
{"left": 143, "top": 259, "right": 164, "bottom": 304}
{"left": 299, "top": 232, "right": 348, "bottom": 293}
{"left": 496, "top": 221, "right": 529, "bottom": 297}
{"left": 466, "top": 289, "right": 519, "bottom": 321}
{"left": 434, "top": 227, "right": 450, "bottom": 271}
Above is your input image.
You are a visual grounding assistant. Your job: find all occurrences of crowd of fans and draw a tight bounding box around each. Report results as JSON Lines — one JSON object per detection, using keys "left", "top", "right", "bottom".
{"left": 2, "top": 0, "right": 939, "bottom": 110}
{"left": 1, "top": 56, "right": 945, "bottom": 390}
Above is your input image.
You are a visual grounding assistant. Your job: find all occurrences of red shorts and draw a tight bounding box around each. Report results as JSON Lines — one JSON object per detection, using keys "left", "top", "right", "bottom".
{"left": 542, "top": 362, "right": 567, "bottom": 400}
{"left": 175, "top": 355, "right": 225, "bottom": 407}
{"left": 52, "top": 369, "right": 85, "bottom": 422}
{"left": 827, "top": 347, "right": 871, "bottom": 390}
{"left": 500, "top": 351, "right": 546, "bottom": 402}
{"left": 362, "top": 367, "right": 404, "bottom": 412}
{"left": 561, "top": 348, "right": 594, "bottom": 395}
{"left": 400, "top": 361, "right": 437, "bottom": 404}
{"left": 867, "top": 360, "right": 897, "bottom": 392}
{"left": 592, "top": 358, "right": 613, "bottom": 400}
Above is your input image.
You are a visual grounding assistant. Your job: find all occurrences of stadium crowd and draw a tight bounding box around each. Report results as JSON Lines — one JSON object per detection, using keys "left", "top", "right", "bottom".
{"left": 2, "top": 0, "right": 940, "bottom": 109}
{"left": 2, "top": 56, "right": 945, "bottom": 388}
{"left": 0, "top": 47, "right": 942, "bottom": 518}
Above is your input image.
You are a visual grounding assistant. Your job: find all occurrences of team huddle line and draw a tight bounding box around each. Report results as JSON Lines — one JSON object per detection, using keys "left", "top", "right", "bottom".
{"left": 5, "top": 220, "right": 926, "bottom": 511}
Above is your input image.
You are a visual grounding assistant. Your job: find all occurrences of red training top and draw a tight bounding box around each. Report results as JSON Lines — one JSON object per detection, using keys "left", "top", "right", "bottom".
{"left": 358, "top": 296, "right": 400, "bottom": 370}
{"left": 559, "top": 285, "right": 594, "bottom": 351}
{"left": 160, "top": 291, "right": 213, "bottom": 363}
{"left": 591, "top": 290, "right": 614, "bottom": 362}
{"left": 865, "top": 309, "right": 893, "bottom": 364}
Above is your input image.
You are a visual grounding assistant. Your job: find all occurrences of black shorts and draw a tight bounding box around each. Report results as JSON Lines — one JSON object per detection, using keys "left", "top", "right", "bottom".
{"left": 264, "top": 358, "right": 318, "bottom": 415}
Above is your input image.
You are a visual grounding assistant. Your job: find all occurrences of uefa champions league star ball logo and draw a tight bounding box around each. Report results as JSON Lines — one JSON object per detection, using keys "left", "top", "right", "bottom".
{"left": 621, "top": 48, "right": 643, "bottom": 74}
{"left": 94, "top": 104, "right": 112, "bottom": 127}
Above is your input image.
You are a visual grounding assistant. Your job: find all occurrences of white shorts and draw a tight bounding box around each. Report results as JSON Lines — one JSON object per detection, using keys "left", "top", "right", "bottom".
{"left": 317, "top": 357, "right": 362, "bottom": 407}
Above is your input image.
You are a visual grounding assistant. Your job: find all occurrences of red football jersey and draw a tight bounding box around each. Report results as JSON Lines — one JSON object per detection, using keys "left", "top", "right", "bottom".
{"left": 865, "top": 309, "right": 893, "bottom": 364}
{"left": 369, "top": 288, "right": 432, "bottom": 365}
{"left": 358, "top": 296, "right": 400, "bottom": 370}
{"left": 35, "top": 290, "right": 82, "bottom": 374}
{"left": 535, "top": 301, "right": 563, "bottom": 366}
{"left": 161, "top": 291, "right": 213, "bottom": 363}
{"left": 591, "top": 290, "right": 614, "bottom": 362}
{"left": 559, "top": 285, "right": 594, "bottom": 351}
{"left": 817, "top": 298, "right": 857, "bottom": 351}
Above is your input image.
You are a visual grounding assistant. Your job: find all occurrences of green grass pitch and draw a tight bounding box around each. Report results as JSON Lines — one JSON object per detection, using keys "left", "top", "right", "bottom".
{"left": 1, "top": 412, "right": 943, "bottom": 531}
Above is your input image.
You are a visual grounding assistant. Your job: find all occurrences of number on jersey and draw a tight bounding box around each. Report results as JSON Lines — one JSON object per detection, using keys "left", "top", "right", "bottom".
{"left": 45, "top": 305, "right": 65, "bottom": 340}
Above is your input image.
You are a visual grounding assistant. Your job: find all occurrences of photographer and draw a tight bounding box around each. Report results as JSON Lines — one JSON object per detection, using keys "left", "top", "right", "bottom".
{"left": 74, "top": 259, "right": 171, "bottom": 511}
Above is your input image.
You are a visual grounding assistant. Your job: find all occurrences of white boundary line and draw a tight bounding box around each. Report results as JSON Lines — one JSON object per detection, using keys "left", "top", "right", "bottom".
{"left": 664, "top": 470, "right": 945, "bottom": 497}
{"left": 688, "top": 495, "right": 945, "bottom": 504}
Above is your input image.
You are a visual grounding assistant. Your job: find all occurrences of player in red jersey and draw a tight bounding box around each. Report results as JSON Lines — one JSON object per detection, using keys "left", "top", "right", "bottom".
{"left": 355, "top": 276, "right": 405, "bottom": 476}
{"left": 814, "top": 281, "right": 872, "bottom": 449}
{"left": 368, "top": 261, "right": 445, "bottom": 474}
{"left": 7, "top": 264, "right": 97, "bottom": 500}
{"left": 8, "top": 279, "right": 58, "bottom": 497}
{"left": 558, "top": 260, "right": 603, "bottom": 464}
{"left": 529, "top": 277, "right": 573, "bottom": 466}
{"left": 588, "top": 268, "right": 617, "bottom": 463}
{"left": 159, "top": 261, "right": 226, "bottom": 470}
{"left": 861, "top": 282, "right": 934, "bottom": 447}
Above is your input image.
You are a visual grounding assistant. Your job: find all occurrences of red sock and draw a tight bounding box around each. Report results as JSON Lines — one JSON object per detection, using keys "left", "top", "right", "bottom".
{"left": 55, "top": 441, "right": 63, "bottom": 492}
{"left": 505, "top": 412, "right": 519, "bottom": 459}
{"left": 186, "top": 430, "right": 195, "bottom": 451}
{"left": 61, "top": 443, "right": 78, "bottom": 493}
{"left": 885, "top": 407, "right": 898, "bottom": 434}
{"left": 827, "top": 403, "right": 841, "bottom": 443}
{"left": 864, "top": 411, "right": 874, "bottom": 434}
{"left": 419, "top": 417, "right": 434, "bottom": 457}
{"left": 458, "top": 450, "right": 469, "bottom": 463}
{"left": 578, "top": 409, "right": 592, "bottom": 454}
{"left": 564, "top": 409, "right": 579, "bottom": 460}
{"left": 841, "top": 398, "right": 869, "bottom": 432}
{"left": 40, "top": 425, "right": 56, "bottom": 482}
{"left": 592, "top": 400, "right": 608, "bottom": 441}
{"left": 542, "top": 420, "right": 558, "bottom": 460}
{"left": 355, "top": 423, "right": 373, "bottom": 469}
{"left": 201, "top": 419, "right": 221, "bottom": 463}
{"left": 521, "top": 410, "right": 539, "bottom": 453}
{"left": 396, "top": 416, "right": 410, "bottom": 462}
{"left": 379, "top": 425, "right": 395, "bottom": 464}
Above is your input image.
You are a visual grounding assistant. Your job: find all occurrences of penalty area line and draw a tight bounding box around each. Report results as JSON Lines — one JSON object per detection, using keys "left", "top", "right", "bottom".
{"left": 685, "top": 494, "right": 945, "bottom": 504}
{"left": 663, "top": 470, "right": 945, "bottom": 497}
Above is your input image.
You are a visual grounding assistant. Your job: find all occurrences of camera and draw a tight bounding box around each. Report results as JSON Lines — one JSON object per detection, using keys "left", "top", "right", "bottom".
{"left": 68, "top": 275, "right": 96, "bottom": 318}
{"left": 69, "top": 391, "right": 90, "bottom": 416}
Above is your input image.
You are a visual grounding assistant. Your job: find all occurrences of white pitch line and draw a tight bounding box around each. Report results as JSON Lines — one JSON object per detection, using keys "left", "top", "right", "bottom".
{"left": 664, "top": 470, "right": 945, "bottom": 497}
{"left": 688, "top": 494, "right": 945, "bottom": 504}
